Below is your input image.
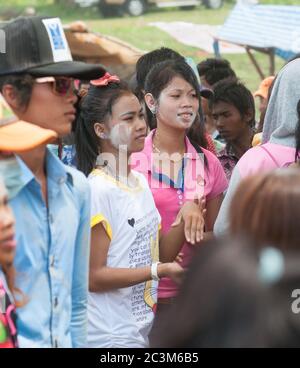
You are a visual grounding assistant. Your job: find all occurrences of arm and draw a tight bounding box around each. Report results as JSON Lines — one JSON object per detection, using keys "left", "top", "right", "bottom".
{"left": 159, "top": 222, "right": 185, "bottom": 263}
{"left": 205, "top": 193, "right": 224, "bottom": 232}
{"left": 159, "top": 163, "right": 224, "bottom": 257}
{"left": 71, "top": 182, "right": 91, "bottom": 348}
{"left": 202, "top": 193, "right": 224, "bottom": 241}
{"left": 214, "top": 167, "right": 242, "bottom": 237}
{"left": 159, "top": 199, "right": 206, "bottom": 263}
{"left": 89, "top": 223, "right": 184, "bottom": 293}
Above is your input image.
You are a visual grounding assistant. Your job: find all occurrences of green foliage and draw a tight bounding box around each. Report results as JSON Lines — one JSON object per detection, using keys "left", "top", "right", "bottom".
{"left": 0, "top": 0, "right": 100, "bottom": 20}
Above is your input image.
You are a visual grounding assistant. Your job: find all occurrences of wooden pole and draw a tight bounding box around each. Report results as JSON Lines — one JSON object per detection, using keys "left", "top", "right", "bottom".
{"left": 246, "top": 46, "right": 265, "bottom": 80}
{"left": 269, "top": 49, "right": 275, "bottom": 76}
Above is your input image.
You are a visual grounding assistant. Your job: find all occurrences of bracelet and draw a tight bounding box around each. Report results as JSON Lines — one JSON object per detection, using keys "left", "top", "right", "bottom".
{"left": 151, "top": 262, "right": 161, "bottom": 281}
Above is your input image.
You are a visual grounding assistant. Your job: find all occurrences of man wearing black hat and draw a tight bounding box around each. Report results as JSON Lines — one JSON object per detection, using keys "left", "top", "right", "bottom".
{"left": 0, "top": 16, "right": 106, "bottom": 348}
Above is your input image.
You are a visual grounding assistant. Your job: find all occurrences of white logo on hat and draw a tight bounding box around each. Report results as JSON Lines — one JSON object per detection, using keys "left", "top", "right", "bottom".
{"left": 42, "top": 18, "right": 72, "bottom": 63}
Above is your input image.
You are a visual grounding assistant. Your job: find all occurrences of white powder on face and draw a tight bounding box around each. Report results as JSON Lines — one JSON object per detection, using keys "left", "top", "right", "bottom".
{"left": 109, "top": 123, "right": 132, "bottom": 149}
{"left": 157, "top": 92, "right": 197, "bottom": 130}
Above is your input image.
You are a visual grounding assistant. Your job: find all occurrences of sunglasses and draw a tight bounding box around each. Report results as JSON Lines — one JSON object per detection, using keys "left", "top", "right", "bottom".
{"left": 35, "top": 77, "right": 74, "bottom": 96}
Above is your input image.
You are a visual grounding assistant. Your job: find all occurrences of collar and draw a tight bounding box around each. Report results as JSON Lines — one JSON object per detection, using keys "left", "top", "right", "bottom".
{"left": 211, "top": 129, "right": 220, "bottom": 140}
{"left": 217, "top": 143, "right": 239, "bottom": 160}
{"left": 132, "top": 129, "right": 200, "bottom": 173}
{"left": 16, "top": 148, "right": 74, "bottom": 189}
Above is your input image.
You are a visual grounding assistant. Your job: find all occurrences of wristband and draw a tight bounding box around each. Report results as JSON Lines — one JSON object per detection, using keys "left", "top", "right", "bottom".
{"left": 151, "top": 262, "right": 161, "bottom": 281}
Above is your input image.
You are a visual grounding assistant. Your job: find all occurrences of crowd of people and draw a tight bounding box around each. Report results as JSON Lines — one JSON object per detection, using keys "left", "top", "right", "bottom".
{"left": 0, "top": 14, "right": 300, "bottom": 348}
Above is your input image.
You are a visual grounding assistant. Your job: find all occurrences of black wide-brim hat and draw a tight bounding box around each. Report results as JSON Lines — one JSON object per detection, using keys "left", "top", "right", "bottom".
{"left": 0, "top": 16, "right": 106, "bottom": 80}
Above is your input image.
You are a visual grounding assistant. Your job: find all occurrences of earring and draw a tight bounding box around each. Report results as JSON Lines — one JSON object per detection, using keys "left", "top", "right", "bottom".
{"left": 99, "top": 132, "right": 109, "bottom": 139}
{"left": 150, "top": 107, "right": 157, "bottom": 115}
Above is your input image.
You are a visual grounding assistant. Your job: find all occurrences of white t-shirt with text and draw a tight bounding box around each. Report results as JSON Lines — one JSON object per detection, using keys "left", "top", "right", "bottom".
{"left": 87, "top": 169, "right": 161, "bottom": 348}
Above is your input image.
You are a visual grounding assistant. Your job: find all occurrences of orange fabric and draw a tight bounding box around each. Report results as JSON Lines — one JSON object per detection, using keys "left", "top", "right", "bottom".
{"left": 0, "top": 121, "right": 57, "bottom": 152}
{"left": 0, "top": 95, "right": 57, "bottom": 152}
{"left": 254, "top": 76, "right": 275, "bottom": 99}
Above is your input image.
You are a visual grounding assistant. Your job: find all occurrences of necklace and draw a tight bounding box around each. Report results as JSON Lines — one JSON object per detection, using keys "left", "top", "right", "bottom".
{"left": 152, "top": 132, "right": 185, "bottom": 162}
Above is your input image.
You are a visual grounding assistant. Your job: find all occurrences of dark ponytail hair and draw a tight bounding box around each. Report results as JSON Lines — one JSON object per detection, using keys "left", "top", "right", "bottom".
{"left": 75, "top": 81, "right": 132, "bottom": 176}
{"left": 1, "top": 264, "right": 26, "bottom": 308}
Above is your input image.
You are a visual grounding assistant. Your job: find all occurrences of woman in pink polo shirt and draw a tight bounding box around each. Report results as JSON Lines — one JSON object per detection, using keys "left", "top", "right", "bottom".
{"left": 131, "top": 60, "right": 228, "bottom": 340}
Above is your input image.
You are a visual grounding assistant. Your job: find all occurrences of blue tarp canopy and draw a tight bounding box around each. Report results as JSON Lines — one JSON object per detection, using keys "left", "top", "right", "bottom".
{"left": 215, "top": 4, "right": 300, "bottom": 77}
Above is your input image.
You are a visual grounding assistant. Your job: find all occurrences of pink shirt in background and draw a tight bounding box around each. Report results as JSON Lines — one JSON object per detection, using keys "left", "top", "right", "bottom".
{"left": 131, "top": 130, "right": 228, "bottom": 299}
{"left": 237, "top": 143, "right": 296, "bottom": 178}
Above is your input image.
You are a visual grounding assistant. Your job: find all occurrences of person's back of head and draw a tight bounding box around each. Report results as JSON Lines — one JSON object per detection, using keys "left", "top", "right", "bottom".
{"left": 135, "top": 47, "right": 184, "bottom": 95}
{"left": 154, "top": 236, "right": 300, "bottom": 348}
{"left": 268, "top": 253, "right": 300, "bottom": 348}
{"left": 230, "top": 168, "right": 300, "bottom": 251}
{"left": 153, "top": 237, "right": 267, "bottom": 348}
{"left": 197, "top": 58, "right": 236, "bottom": 88}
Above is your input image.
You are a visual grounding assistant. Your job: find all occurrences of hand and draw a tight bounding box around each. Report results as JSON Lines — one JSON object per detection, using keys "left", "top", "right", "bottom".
{"left": 171, "top": 196, "right": 206, "bottom": 244}
{"left": 175, "top": 252, "right": 184, "bottom": 263}
{"left": 162, "top": 262, "right": 185, "bottom": 285}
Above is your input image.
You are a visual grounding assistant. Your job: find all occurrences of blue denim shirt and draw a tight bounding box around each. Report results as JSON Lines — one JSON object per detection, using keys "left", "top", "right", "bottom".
{"left": 10, "top": 149, "right": 91, "bottom": 348}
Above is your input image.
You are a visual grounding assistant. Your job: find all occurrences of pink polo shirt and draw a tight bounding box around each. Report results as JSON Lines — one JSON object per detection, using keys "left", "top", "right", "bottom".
{"left": 131, "top": 130, "right": 228, "bottom": 299}
{"left": 236, "top": 142, "right": 296, "bottom": 179}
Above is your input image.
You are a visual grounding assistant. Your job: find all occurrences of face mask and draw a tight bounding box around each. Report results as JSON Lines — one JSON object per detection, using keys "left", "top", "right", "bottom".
{"left": 0, "top": 156, "right": 23, "bottom": 200}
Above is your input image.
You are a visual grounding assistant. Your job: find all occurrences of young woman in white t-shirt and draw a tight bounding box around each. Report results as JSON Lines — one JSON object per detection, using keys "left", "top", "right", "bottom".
{"left": 75, "top": 74, "right": 205, "bottom": 347}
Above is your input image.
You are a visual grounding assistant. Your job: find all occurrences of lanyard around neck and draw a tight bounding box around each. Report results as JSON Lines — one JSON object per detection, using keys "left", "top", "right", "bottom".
{"left": 152, "top": 157, "right": 186, "bottom": 193}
